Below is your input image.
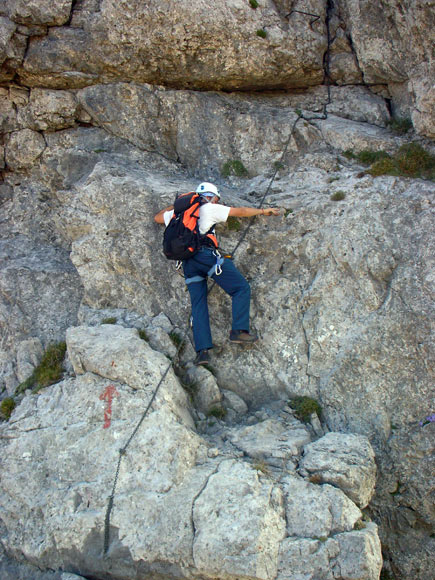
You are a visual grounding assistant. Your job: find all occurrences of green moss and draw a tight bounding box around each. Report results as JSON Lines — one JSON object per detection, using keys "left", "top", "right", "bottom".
{"left": 256, "top": 28, "right": 267, "bottom": 38}
{"left": 249, "top": 0, "right": 259, "bottom": 8}
{"left": 101, "top": 317, "right": 117, "bottom": 324}
{"left": 138, "top": 329, "right": 149, "bottom": 342}
{"left": 227, "top": 216, "right": 241, "bottom": 231}
{"left": 356, "top": 150, "right": 390, "bottom": 165}
{"left": 289, "top": 396, "right": 322, "bottom": 423}
{"left": 386, "top": 117, "right": 413, "bottom": 135}
{"left": 221, "top": 159, "right": 249, "bottom": 178}
{"left": 1, "top": 397, "right": 16, "bottom": 420}
{"left": 16, "top": 342, "right": 67, "bottom": 395}
{"left": 343, "top": 150, "right": 356, "bottom": 160}
{"left": 207, "top": 406, "right": 226, "bottom": 419}
{"left": 330, "top": 191, "right": 346, "bottom": 201}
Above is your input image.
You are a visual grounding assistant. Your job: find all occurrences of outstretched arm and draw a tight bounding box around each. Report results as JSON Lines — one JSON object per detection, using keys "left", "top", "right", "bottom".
{"left": 229, "top": 207, "right": 280, "bottom": 218}
{"left": 154, "top": 205, "right": 174, "bottom": 224}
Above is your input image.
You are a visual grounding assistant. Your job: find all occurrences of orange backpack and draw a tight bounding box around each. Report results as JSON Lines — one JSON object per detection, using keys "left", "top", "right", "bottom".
{"left": 163, "top": 192, "right": 218, "bottom": 260}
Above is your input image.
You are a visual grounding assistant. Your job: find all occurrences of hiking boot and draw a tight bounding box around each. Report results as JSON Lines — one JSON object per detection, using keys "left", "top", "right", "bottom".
{"left": 194, "top": 349, "right": 210, "bottom": 366}
{"left": 229, "top": 330, "right": 258, "bottom": 344}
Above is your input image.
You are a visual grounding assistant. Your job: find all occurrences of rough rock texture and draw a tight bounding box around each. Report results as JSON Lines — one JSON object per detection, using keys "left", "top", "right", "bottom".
{"left": 0, "top": 1, "right": 434, "bottom": 578}
{"left": 0, "top": 325, "right": 381, "bottom": 580}
{"left": 300, "top": 432, "right": 377, "bottom": 508}
{"left": 338, "top": 0, "right": 435, "bottom": 136}
{"left": 18, "top": 0, "right": 327, "bottom": 90}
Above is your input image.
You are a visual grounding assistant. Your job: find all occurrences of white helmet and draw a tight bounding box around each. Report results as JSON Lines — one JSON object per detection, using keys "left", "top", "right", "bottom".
{"left": 196, "top": 182, "right": 220, "bottom": 199}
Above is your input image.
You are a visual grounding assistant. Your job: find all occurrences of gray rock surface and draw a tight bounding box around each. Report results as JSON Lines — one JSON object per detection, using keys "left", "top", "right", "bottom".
{"left": 0, "top": 1, "right": 433, "bottom": 578}
{"left": 0, "top": 325, "right": 382, "bottom": 580}
{"left": 300, "top": 432, "right": 377, "bottom": 508}
{"left": 19, "top": 0, "right": 327, "bottom": 90}
{"left": 5, "top": 128, "right": 46, "bottom": 170}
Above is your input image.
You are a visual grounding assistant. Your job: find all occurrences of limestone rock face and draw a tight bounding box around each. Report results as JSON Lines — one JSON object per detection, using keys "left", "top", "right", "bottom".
{"left": 18, "top": 0, "right": 327, "bottom": 90}
{"left": 300, "top": 432, "right": 377, "bottom": 508}
{"left": 0, "top": 1, "right": 434, "bottom": 578}
{"left": 0, "top": 325, "right": 382, "bottom": 580}
{"left": 338, "top": 0, "right": 435, "bottom": 137}
{"left": 5, "top": 0, "right": 73, "bottom": 26}
{"left": 5, "top": 128, "right": 45, "bottom": 170}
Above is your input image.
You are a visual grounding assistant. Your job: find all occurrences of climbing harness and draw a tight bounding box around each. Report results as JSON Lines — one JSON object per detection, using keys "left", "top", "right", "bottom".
{"left": 184, "top": 250, "right": 224, "bottom": 285}
{"left": 103, "top": 4, "right": 333, "bottom": 556}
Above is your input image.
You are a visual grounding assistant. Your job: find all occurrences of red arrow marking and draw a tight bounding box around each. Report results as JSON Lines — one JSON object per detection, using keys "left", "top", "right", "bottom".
{"left": 99, "top": 385, "right": 120, "bottom": 429}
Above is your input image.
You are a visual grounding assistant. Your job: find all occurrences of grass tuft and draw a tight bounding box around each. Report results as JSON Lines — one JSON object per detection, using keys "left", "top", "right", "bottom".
{"left": 16, "top": 342, "right": 67, "bottom": 395}
{"left": 169, "top": 331, "right": 184, "bottom": 349}
{"left": 207, "top": 406, "right": 226, "bottom": 419}
{"left": 356, "top": 150, "right": 390, "bottom": 165}
{"left": 1, "top": 397, "right": 16, "bottom": 420}
{"left": 369, "top": 143, "right": 435, "bottom": 180}
{"left": 138, "top": 329, "right": 149, "bottom": 342}
{"left": 386, "top": 117, "right": 413, "bottom": 135}
{"left": 330, "top": 191, "right": 346, "bottom": 201}
{"left": 252, "top": 459, "right": 270, "bottom": 475}
{"left": 101, "top": 317, "right": 117, "bottom": 324}
{"left": 256, "top": 28, "right": 267, "bottom": 38}
{"left": 221, "top": 159, "right": 249, "bottom": 178}
{"left": 249, "top": 0, "right": 259, "bottom": 8}
{"left": 344, "top": 143, "right": 434, "bottom": 181}
{"left": 227, "top": 216, "right": 241, "bottom": 231}
{"left": 289, "top": 396, "right": 322, "bottom": 423}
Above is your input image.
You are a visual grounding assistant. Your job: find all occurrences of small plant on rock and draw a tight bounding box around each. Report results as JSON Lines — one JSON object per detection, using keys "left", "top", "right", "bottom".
{"left": 101, "top": 317, "right": 117, "bottom": 324}
{"left": 1, "top": 397, "right": 16, "bottom": 420}
{"left": 353, "top": 520, "right": 366, "bottom": 530}
{"left": 181, "top": 380, "right": 198, "bottom": 402}
{"left": 330, "top": 191, "right": 346, "bottom": 201}
{"left": 227, "top": 216, "right": 241, "bottom": 231}
{"left": 386, "top": 117, "right": 413, "bottom": 135}
{"left": 221, "top": 159, "right": 249, "bottom": 178}
{"left": 289, "top": 396, "right": 322, "bottom": 423}
{"left": 249, "top": 0, "right": 259, "bottom": 8}
{"left": 16, "top": 342, "right": 67, "bottom": 395}
{"left": 356, "top": 150, "right": 390, "bottom": 165}
{"left": 256, "top": 28, "right": 267, "bottom": 38}
{"left": 138, "top": 329, "right": 149, "bottom": 342}
{"left": 169, "top": 331, "right": 184, "bottom": 349}
{"left": 252, "top": 459, "right": 270, "bottom": 475}
{"left": 207, "top": 406, "right": 226, "bottom": 420}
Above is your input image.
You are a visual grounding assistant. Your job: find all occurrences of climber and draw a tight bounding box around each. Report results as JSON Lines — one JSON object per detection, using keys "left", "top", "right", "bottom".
{"left": 154, "top": 182, "right": 280, "bottom": 366}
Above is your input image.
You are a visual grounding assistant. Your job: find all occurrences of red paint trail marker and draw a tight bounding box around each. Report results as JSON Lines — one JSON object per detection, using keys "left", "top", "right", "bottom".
{"left": 99, "top": 384, "right": 120, "bottom": 429}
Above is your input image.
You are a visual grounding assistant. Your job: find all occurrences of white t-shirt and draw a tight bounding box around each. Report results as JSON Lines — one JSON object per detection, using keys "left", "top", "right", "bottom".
{"left": 163, "top": 202, "right": 231, "bottom": 234}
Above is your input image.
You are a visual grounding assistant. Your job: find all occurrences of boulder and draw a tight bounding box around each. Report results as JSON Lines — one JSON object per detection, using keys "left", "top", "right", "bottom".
{"left": 5, "top": 128, "right": 45, "bottom": 170}
{"left": 300, "top": 432, "right": 377, "bottom": 508}
{"left": 185, "top": 364, "right": 222, "bottom": 415}
{"left": 6, "top": 0, "right": 73, "bottom": 26}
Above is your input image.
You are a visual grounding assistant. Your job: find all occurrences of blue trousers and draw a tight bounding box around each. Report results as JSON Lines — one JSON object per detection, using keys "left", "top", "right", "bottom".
{"left": 183, "top": 247, "right": 251, "bottom": 352}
